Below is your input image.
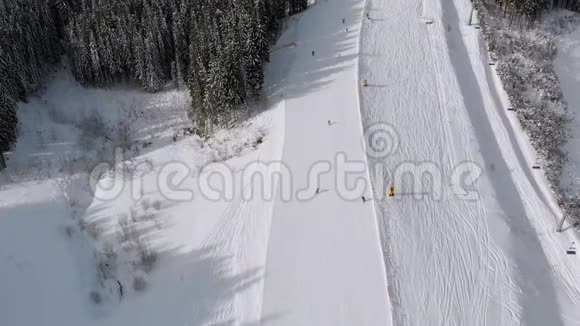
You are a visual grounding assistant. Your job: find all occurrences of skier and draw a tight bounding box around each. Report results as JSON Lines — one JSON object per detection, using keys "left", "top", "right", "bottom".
{"left": 315, "top": 187, "right": 320, "bottom": 195}
{"left": 117, "top": 280, "right": 124, "bottom": 299}
{"left": 342, "top": 18, "right": 345, "bottom": 24}
{"left": 362, "top": 196, "right": 366, "bottom": 203}
{"left": 312, "top": 50, "right": 315, "bottom": 56}
{"left": 328, "top": 120, "right": 331, "bottom": 126}
{"left": 366, "top": 13, "right": 370, "bottom": 20}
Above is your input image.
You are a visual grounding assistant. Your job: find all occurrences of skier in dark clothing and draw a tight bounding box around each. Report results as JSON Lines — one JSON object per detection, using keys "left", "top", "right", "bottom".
{"left": 342, "top": 18, "right": 345, "bottom": 24}
{"left": 117, "top": 280, "right": 124, "bottom": 298}
{"left": 312, "top": 50, "right": 315, "bottom": 56}
{"left": 362, "top": 196, "right": 366, "bottom": 203}
{"left": 315, "top": 187, "right": 320, "bottom": 195}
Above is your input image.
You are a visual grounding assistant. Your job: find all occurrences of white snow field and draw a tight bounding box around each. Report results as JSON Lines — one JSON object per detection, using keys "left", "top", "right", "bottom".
{"left": 360, "top": 0, "right": 580, "bottom": 325}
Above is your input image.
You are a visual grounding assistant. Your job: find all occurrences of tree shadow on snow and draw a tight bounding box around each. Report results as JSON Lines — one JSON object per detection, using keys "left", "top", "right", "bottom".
{"left": 440, "top": 1, "right": 564, "bottom": 325}
{"left": 76, "top": 195, "right": 284, "bottom": 325}
{"left": 262, "top": 0, "right": 364, "bottom": 109}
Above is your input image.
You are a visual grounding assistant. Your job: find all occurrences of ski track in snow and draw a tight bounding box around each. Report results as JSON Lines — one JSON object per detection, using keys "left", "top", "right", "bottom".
{"left": 361, "top": 0, "right": 580, "bottom": 325}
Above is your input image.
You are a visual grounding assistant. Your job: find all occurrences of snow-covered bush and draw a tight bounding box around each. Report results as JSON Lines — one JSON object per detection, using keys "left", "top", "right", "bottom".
{"left": 199, "top": 125, "right": 268, "bottom": 163}
{"left": 544, "top": 14, "right": 580, "bottom": 35}
{"left": 78, "top": 112, "right": 109, "bottom": 150}
{"left": 89, "top": 291, "right": 102, "bottom": 305}
{"left": 132, "top": 276, "right": 148, "bottom": 292}
{"left": 135, "top": 241, "right": 158, "bottom": 274}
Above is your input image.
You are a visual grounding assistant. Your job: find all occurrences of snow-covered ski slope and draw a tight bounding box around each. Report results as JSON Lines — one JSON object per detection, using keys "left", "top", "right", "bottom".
{"left": 5, "top": 0, "right": 580, "bottom": 325}
{"left": 360, "top": 0, "right": 580, "bottom": 325}
{"left": 260, "top": 0, "right": 393, "bottom": 325}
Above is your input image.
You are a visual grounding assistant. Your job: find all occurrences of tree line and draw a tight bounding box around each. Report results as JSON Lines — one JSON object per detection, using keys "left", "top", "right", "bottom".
{"left": 0, "top": 0, "right": 61, "bottom": 151}
{"left": 551, "top": 0, "right": 580, "bottom": 11}
{"left": 490, "top": 0, "right": 547, "bottom": 27}
{"left": 0, "top": 0, "right": 307, "bottom": 151}
{"left": 488, "top": 0, "right": 580, "bottom": 28}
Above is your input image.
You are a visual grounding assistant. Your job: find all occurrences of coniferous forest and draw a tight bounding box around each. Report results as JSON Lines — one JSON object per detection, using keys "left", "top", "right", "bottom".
{"left": 472, "top": 0, "right": 580, "bottom": 222}
{"left": 0, "top": 0, "right": 307, "bottom": 151}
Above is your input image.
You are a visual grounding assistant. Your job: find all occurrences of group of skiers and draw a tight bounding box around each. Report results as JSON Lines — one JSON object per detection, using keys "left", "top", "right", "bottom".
{"left": 311, "top": 15, "right": 371, "bottom": 57}
{"left": 310, "top": 13, "right": 397, "bottom": 204}
{"left": 314, "top": 183, "right": 394, "bottom": 202}
{"left": 312, "top": 119, "right": 395, "bottom": 202}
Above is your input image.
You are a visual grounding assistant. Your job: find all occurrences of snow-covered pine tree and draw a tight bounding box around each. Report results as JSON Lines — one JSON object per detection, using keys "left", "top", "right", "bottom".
{"left": 244, "top": 11, "right": 267, "bottom": 98}
{"left": 0, "top": 90, "right": 17, "bottom": 151}
{"left": 89, "top": 31, "right": 102, "bottom": 85}
{"left": 552, "top": 0, "right": 580, "bottom": 11}
{"left": 142, "top": 30, "right": 164, "bottom": 92}
{"left": 289, "top": 0, "right": 308, "bottom": 15}
{"left": 0, "top": 0, "right": 311, "bottom": 146}
{"left": 0, "top": 0, "right": 61, "bottom": 151}
{"left": 171, "top": 5, "right": 187, "bottom": 89}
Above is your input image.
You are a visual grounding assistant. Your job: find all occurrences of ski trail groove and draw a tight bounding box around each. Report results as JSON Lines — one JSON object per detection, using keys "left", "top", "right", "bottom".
{"left": 359, "top": 0, "right": 566, "bottom": 324}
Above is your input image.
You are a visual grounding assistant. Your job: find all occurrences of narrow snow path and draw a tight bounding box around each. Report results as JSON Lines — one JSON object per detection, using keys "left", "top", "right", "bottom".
{"left": 260, "top": 0, "right": 393, "bottom": 325}
{"left": 361, "top": 0, "right": 580, "bottom": 325}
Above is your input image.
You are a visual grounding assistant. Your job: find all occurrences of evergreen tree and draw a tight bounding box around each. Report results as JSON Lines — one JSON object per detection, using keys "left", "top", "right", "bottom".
{"left": 0, "top": 89, "right": 17, "bottom": 151}
{"left": 0, "top": 0, "right": 310, "bottom": 151}
{"left": 0, "top": 0, "right": 61, "bottom": 151}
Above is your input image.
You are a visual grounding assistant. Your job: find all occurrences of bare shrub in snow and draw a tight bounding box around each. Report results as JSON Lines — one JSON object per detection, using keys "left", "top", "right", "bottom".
{"left": 132, "top": 276, "right": 148, "bottom": 292}
{"left": 77, "top": 218, "right": 87, "bottom": 232}
{"left": 141, "top": 199, "right": 150, "bottom": 210}
{"left": 89, "top": 291, "right": 102, "bottom": 305}
{"left": 138, "top": 249, "right": 158, "bottom": 274}
{"left": 95, "top": 247, "right": 117, "bottom": 285}
{"left": 200, "top": 126, "right": 267, "bottom": 163}
{"left": 79, "top": 219, "right": 102, "bottom": 240}
{"left": 64, "top": 224, "right": 75, "bottom": 238}
{"left": 47, "top": 104, "right": 75, "bottom": 125}
{"left": 544, "top": 14, "right": 580, "bottom": 35}
{"left": 118, "top": 215, "right": 134, "bottom": 243}
{"left": 102, "top": 243, "right": 118, "bottom": 262}
{"left": 114, "top": 121, "right": 133, "bottom": 150}
{"left": 78, "top": 112, "right": 109, "bottom": 149}
{"left": 135, "top": 239, "right": 158, "bottom": 274}
{"left": 138, "top": 211, "right": 156, "bottom": 223}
